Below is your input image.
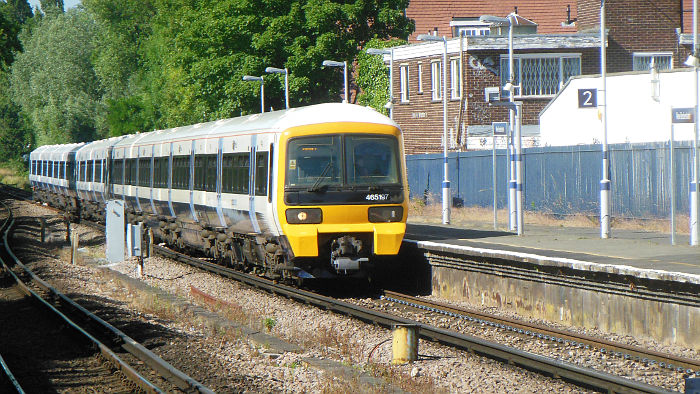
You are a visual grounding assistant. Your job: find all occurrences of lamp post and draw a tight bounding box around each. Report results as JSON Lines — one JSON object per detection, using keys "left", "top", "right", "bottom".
{"left": 480, "top": 13, "right": 517, "bottom": 231}
{"left": 322, "top": 60, "right": 348, "bottom": 103}
{"left": 416, "top": 33, "right": 450, "bottom": 224}
{"left": 242, "top": 75, "right": 264, "bottom": 113}
{"left": 366, "top": 48, "right": 395, "bottom": 119}
{"left": 690, "top": 0, "right": 700, "bottom": 245}
{"left": 264, "top": 67, "right": 289, "bottom": 109}
{"left": 600, "top": 1, "right": 611, "bottom": 239}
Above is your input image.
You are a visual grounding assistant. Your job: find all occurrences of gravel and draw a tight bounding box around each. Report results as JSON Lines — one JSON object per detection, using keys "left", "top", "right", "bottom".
{"left": 14, "top": 198, "right": 691, "bottom": 392}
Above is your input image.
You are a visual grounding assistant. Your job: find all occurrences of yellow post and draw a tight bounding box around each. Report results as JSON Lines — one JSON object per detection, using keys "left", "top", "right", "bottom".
{"left": 391, "top": 324, "right": 418, "bottom": 364}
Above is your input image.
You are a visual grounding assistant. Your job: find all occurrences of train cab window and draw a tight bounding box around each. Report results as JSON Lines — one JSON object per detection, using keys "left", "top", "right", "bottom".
{"left": 345, "top": 135, "right": 400, "bottom": 186}
{"left": 222, "top": 153, "right": 249, "bottom": 194}
{"left": 255, "top": 152, "right": 268, "bottom": 196}
{"left": 286, "top": 135, "right": 341, "bottom": 188}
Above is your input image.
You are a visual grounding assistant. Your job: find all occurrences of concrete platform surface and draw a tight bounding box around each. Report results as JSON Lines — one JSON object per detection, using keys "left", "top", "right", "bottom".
{"left": 405, "top": 221, "right": 700, "bottom": 284}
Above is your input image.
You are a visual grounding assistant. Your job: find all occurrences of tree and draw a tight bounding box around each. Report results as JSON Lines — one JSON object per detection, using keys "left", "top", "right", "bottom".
{"left": 10, "top": 8, "right": 102, "bottom": 145}
{"left": 82, "top": 0, "right": 157, "bottom": 135}
{"left": 39, "top": 0, "right": 63, "bottom": 15}
{"left": 1, "top": 0, "right": 33, "bottom": 25}
{"left": 138, "top": 0, "right": 414, "bottom": 127}
{"left": 356, "top": 37, "right": 404, "bottom": 115}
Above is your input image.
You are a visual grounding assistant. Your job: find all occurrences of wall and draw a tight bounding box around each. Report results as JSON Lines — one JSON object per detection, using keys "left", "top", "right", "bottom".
{"left": 406, "top": 142, "right": 694, "bottom": 218}
{"left": 540, "top": 68, "right": 697, "bottom": 146}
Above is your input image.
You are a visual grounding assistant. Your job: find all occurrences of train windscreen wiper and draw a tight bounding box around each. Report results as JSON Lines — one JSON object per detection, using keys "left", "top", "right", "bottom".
{"left": 308, "top": 161, "right": 332, "bottom": 192}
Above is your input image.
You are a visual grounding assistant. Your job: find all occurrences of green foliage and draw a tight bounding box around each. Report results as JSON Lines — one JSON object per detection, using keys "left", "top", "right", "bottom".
{"left": 263, "top": 317, "right": 277, "bottom": 332}
{"left": 0, "top": 73, "right": 31, "bottom": 161}
{"left": 356, "top": 37, "right": 404, "bottom": 115}
{"left": 105, "top": 95, "right": 154, "bottom": 136}
{"left": 0, "top": 1, "right": 27, "bottom": 69}
{"left": 10, "top": 8, "right": 102, "bottom": 145}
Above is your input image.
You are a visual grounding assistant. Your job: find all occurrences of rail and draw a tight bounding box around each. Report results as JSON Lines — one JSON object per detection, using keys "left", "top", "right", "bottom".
{"left": 154, "top": 244, "right": 674, "bottom": 393}
{"left": 0, "top": 200, "right": 213, "bottom": 393}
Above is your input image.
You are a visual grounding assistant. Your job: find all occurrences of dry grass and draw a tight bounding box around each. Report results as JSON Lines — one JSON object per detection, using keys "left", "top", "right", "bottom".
{"left": 409, "top": 196, "right": 689, "bottom": 234}
{"left": 0, "top": 164, "right": 29, "bottom": 190}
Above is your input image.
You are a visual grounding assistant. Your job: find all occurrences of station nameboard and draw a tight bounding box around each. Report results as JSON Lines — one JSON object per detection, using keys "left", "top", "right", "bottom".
{"left": 671, "top": 107, "right": 695, "bottom": 124}
{"left": 492, "top": 122, "right": 508, "bottom": 136}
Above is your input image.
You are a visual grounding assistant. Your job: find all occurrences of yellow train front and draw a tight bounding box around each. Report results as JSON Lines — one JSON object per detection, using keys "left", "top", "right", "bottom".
{"left": 275, "top": 105, "right": 408, "bottom": 279}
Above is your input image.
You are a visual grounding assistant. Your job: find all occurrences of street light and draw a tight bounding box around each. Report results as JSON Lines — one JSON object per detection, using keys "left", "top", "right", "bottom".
{"left": 688, "top": 0, "right": 700, "bottom": 246}
{"left": 322, "top": 60, "right": 348, "bottom": 103}
{"left": 416, "top": 33, "right": 450, "bottom": 224}
{"left": 366, "top": 48, "right": 395, "bottom": 119}
{"left": 599, "top": 2, "right": 611, "bottom": 239}
{"left": 242, "top": 75, "right": 264, "bottom": 113}
{"left": 264, "top": 67, "right": 289, "bottom": 109}
{"left": 480, "top": 13, "right": 517, "bottom": 231}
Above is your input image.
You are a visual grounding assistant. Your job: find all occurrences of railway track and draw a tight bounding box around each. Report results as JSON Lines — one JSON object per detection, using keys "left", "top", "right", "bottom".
{"left": 7, "top": 185, "right": 688, "bottom": 392}
{"left": 382, "top": 290, "right": 700, "bottom": 375}
{"left": 0, "top": 198, "right": 213, "bottom": 393}
{"left": 152, "top": 243, "right": 674, "bottom": 393}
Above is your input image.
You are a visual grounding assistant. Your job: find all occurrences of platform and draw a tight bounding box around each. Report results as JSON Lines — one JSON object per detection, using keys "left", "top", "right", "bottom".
{"left": 402, "top": 221, "right": 700, "bottom": 349}
{"left": 405, "top": 221, "right": 700, "bottom": 283}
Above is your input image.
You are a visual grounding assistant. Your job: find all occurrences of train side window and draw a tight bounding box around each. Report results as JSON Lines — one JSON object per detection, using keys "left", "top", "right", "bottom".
{"left": 154, "top": 158, "right": 161, "bottom": 188}
{"left": 131, "top": 158, "right": 137, "bottom": 186}
{"left": 255, "top": 152, "right": 268, "bottom": 196}
{"left": 80, "top": 161, "right": 86, "bottom": 182}
{"left": 222, "top": 154, "right": 232, "bottom": 193}
{"left": 161, "top": 157, "right": 168, "bottom": 188}
{"left": 96, "top": 160, "right": 102, "bottom": 183}
{"left": 194, "top": 154, "right": 205, "bottom": 191}
{"left": 206, "top": 154, "right": 217, "bottom": 192}
{"left": 68, "top": 162, "right": 75, "bottom": 183}
{"left": 87, "top": 160, "right": 94, "bottom": 182}
{"left": 137, "top": 158, "right": 148, "bottom": 187}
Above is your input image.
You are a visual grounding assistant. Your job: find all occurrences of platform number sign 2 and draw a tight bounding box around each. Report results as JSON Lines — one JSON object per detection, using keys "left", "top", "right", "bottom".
{"left": 578, "top": 88, "right": 598, "bottom": 108}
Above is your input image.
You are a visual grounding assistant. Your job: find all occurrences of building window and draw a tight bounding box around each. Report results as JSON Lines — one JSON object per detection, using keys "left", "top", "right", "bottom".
{"left": 431, "top": 61, "right": 442, "bottom": 101}
{"left": 417, "top": 63, "right": 423, "bottom": 94}
{"left": 500, "top": 54, "right": 581, "bottom": 97}
{"left": 633, "top": 52, "right": 672, "bottom": 71}
{"left": 399, "top": 64, "right": 409, "bottom": 102}
{"left": 451, "top": 19, "right": 490, "bottom": 37}
{"left": 450, "top": 58, "right": 461, "bottom": 100}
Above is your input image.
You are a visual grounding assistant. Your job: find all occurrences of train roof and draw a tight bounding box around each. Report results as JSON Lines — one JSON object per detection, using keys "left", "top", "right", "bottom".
{"left": 75, "top": 135, "right": 130, "bottom": 160}
{"left": 30, "top": 142, "right": 85, "bottom": 161}
{"left": 112, "top": 103, "right": 399, "bottom": 149}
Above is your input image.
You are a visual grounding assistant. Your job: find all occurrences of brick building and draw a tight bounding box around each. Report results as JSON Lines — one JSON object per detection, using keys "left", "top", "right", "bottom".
{"left": 384, "top": 0, "right": 697, "bottom": 154}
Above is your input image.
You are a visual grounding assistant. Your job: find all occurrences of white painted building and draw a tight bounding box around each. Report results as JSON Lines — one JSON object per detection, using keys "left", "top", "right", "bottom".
{"left": 540, "top": 68, "right": 697, "bottom": 146}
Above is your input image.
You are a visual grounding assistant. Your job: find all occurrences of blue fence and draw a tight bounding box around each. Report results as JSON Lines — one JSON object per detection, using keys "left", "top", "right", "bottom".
{"left": 406, "top": 142, "right": 694, "bottom": 218}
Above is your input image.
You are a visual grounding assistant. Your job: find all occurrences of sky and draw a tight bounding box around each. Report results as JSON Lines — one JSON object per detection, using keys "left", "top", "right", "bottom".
{"left": 28, "top": 0, "right": 82, "bottom": 11}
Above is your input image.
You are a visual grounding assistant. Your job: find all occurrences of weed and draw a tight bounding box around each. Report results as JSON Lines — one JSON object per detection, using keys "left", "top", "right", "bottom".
{"left": 263, "top": 317, "right": 277, "bottom": 332}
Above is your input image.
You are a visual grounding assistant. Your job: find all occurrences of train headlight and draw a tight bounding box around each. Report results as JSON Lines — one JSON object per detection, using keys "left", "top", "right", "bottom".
{"left": 285, "top": 208, "right": 322, "bottom": 224}
{"left": 368, "top": 206, "right": 403, "bottom": 223}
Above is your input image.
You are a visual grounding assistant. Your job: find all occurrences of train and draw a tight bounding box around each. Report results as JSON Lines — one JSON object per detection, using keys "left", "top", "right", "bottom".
{"left": 29, "top": 103, "right": 409, "bottom": 281}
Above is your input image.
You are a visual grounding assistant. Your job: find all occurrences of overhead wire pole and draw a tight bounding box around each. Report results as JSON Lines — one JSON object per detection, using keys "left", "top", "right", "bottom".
{"left": 417, "top": 34, "right": 450, "bottom": 224}
{"left": 507, "top": 13, "right": 517, "bottom": 231}
{"left": 600, "top": 0, "right": 611, "bottom": 239}
{"left": 692, "top": 0, "right": 700, "bottom": 245}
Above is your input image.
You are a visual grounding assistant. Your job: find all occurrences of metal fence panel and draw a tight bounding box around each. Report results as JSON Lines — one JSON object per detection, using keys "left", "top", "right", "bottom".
{"left": 406, "top": 142, "right": 693, "bottom": 218}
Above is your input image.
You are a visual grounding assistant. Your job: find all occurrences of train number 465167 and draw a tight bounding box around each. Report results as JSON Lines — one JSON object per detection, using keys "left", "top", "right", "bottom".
{"left": 365, "top": 193, "right": 389, "bottom": 201}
